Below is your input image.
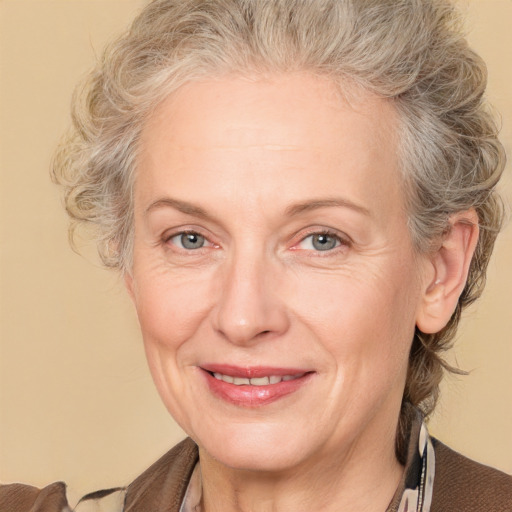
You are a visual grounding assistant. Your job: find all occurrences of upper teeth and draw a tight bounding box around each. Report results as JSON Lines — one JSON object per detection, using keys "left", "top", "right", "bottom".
{"left": 212, "top": 373, "right": 303, "bottom": 386}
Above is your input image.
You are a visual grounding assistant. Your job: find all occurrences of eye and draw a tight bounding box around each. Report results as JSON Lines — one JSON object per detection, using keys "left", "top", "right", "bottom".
{"left": 169, "top": 232, "right": 210, "bottom": 250}
{"left": 297, "top": 232, "right": 343, "bottom": 252}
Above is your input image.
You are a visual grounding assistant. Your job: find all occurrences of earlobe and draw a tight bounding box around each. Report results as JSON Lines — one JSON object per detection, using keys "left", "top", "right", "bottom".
{"left": 416, "top": 209, "right": 479, "bottom": 334}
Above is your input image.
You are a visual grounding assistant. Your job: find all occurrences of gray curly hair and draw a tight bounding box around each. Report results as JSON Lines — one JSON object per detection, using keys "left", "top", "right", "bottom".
{"left": 52, "top": 0, "right": 505, "bottom": 460}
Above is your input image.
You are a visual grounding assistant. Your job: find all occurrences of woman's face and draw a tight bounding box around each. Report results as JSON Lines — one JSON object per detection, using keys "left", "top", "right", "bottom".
{"left": 128, "top": 73, "right": 431, "bottom": 472}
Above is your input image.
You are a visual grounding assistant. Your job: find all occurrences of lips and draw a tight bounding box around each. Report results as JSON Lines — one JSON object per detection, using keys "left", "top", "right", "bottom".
{"left": 200, "top": 364, "right": 313, "bottom": 407}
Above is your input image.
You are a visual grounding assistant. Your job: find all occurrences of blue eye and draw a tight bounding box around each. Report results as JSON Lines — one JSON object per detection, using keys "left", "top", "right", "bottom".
{"left": 299, "top": 233, "right": 341, "bottom": 251}
{"left": 171, "top": 232, "right": 207, "bottom": 250}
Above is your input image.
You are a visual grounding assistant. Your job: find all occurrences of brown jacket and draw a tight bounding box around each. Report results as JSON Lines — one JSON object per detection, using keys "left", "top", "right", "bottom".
{"left": 1, "top": 438, "right": 511, "bottom": 511}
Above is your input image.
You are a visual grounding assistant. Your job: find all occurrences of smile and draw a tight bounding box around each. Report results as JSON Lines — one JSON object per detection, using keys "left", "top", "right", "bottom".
{"left": 201, "top": 365, "right": 314, "bottom": 407}
{"left": 212, "top": 372, "right": 306, "bottom": 386}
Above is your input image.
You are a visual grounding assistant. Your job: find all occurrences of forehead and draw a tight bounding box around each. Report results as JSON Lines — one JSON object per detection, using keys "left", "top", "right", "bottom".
{"left": 137, "top": 73, "right": 403, "bottom": 224}
{"left": 142, "top": 73, "right": 397, "bottom": 154}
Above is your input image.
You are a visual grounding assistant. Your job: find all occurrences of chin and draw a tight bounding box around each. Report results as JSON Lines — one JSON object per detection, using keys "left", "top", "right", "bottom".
{"left": 195, "top": 422, "right": 315, "bottom": 472}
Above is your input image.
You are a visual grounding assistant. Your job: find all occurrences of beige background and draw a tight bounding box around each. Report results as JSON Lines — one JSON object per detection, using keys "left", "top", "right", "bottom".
{"left": 0, "top": 0, "right": 511, "bottom": 505}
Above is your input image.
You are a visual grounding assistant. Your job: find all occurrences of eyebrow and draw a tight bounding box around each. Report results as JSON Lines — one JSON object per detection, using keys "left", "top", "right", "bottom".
{"left": 145, "top": 198, "right": 209, "bottom": 218}
{"left": 285, "top": 198, "right": 371, "bottom": 217}
{"left": 145, "top": 196, "right": 371, "bottom": 219}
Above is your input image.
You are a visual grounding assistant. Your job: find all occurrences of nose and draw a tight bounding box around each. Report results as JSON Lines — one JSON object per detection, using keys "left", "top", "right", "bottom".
{"left": 212, "top": 250, "right": 290, "bottom": 346}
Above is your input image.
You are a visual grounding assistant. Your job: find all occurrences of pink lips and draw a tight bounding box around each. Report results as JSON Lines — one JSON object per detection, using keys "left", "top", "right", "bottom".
{"left": 200, "top": 364, "right": 313, "bottom": 407}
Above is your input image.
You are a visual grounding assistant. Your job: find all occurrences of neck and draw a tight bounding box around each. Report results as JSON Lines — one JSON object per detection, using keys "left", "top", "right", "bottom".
{"left": 197, "top": 414, "right": 404, "bottom": 512}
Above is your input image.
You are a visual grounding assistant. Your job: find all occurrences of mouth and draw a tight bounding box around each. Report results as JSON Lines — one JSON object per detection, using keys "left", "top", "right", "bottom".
{"left": 210, "top": 372, "right": 305, "bottom": 386}
{"left": 200, "top": 365, "right": 314, "bottom": 407}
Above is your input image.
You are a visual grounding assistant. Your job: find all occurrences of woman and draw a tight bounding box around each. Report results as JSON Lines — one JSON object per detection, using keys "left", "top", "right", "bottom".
{"left": 1, "top": 0, "right": 511, "bottom": 510}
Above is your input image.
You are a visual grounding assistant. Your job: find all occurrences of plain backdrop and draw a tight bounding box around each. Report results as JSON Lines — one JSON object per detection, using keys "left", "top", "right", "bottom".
{"left": 1, "top": 0, "right": 511, "bottom": 506}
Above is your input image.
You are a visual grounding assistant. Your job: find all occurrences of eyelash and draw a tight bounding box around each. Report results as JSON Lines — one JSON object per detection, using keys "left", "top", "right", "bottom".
{"left": 163, "top": 230, "right": 215, "bottom": 251}
{"left": 162, "top": 228, "right": 351, "bottom": 255}
{"left": 292, "top": 229, "right": 351, "bottom": 255}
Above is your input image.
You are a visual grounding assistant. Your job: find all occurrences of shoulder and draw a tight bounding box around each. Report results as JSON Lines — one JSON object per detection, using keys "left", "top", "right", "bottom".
{"left": 0, "top": 439, "right": 198, "bottom": 512}
{"left": 0, "top": 481, "right": 70, "bottom": 512}
{"left": 432, "top": 438, "right": 512, "bottom": 512}
{"left": 124, "top": 437, "right": 198, "bottom": 512}
{"left": 0, "top": 481, "right": 126, "bottom": 512}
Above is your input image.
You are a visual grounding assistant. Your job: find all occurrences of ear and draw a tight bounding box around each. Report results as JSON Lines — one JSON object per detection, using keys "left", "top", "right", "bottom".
{"left": 416, "top": 209, "right": 479, "bottom": 334}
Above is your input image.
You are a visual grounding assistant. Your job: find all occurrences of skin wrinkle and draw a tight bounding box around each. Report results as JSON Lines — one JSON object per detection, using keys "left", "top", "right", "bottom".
{"left": 40, "top": 8, "right": 505, "bottom": 508}
{"left": 174, "top": 143, "right": 302, "bottom": 151}
{"left": 143, "top": 215, "right": 385, "bottom": 277}
{"left": 126, "top": 74, "right": 435, "bottom": 512}
{"left": 53, "top": 1, "right": 505, "bottom": 427}
{"left": 144, "top": 196, "right": 372, "bottom": 230}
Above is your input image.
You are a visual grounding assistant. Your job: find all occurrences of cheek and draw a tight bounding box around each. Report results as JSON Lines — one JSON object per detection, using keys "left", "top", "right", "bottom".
{"left": 132, "top": 269, "right": 216, "bottom": 426}
{"left": 288, "top": 263, "right": 418, "bottom": 371}
{"left": 133, "top": 268, "right": 214, "bottom": 350}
